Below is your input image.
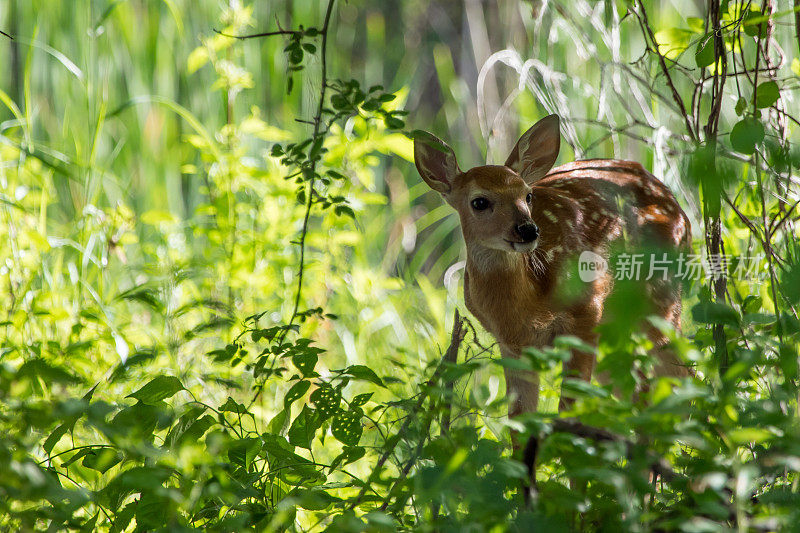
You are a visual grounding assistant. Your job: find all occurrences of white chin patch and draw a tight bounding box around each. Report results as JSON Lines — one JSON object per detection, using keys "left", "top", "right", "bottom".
{"left": 509, "top": 240, "right": 538, "bottom": 253}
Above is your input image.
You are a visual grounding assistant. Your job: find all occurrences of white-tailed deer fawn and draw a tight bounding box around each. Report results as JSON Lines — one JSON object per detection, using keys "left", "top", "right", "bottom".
{"left": 414, "top": 115, "right": 691, "bottom": 425}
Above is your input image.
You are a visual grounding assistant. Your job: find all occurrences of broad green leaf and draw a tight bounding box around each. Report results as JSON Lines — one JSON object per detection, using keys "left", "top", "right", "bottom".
{"left": 228, "top": 437, "right": 262, "bottom": 468}
{"left": 695, "top": 37, "right": 715, "bottom": 68}
{"left": 755, "top": 81, "right": 780, "bottom": 108}
{"left": 296, "top": 488, "right": 340, "bottom": 510}
{"left": 127, "top": 376, "right": 185, "bottom": 405}
{"left": 331, "top": 446, "right": 366, "bottom": 469}
{"left": 81, "top": 448, "right": 122, "bottom": 473}
{"left": 692, "top": 300, "right": 740, "bottom": 327}
{"left": 310, "top": 384, "right": 341, "bottom": 419}
{"left": 331, "top": 408, "right": 363, "bottom": 447}
{"left": 219, "top": 396, "right": 246, "bottom": 413}
{"left": 288, "top": 405, "right": 320, "bottom": 449}
{"left": 654, "top": 28, "right": 692, "bottom": 59}
{"left": 292, "top": 350, "right": 318, "bottom": 376}
{"left": 284, "top": 380, "right": 311, "bottom": 408}
{"left": 341, "top": 365, "right": 385, "bottom": 388}
{"left": 44, "top": 387, "right": 96, "bottom": 454}
{"left": 730, "top": 117, "right": 764, "bottom": 154}
{"left": 99, "top": 466, "right": 172, "bottom": 508}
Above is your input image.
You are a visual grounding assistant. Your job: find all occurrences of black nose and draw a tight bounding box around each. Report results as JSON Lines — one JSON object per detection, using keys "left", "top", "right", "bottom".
{"left": 515, "top": 222, "right": 539, "bottom": 243}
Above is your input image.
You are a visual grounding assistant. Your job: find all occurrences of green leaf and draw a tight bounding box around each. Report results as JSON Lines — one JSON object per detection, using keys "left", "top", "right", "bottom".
{"left": 296, "top": 488, "right": 340, "bottom": 510}
{"left": 735, "top": 97, "right": 747, "bottom": 116}
{"left": 341, "top": 365, "right": 385, "bottom": 388}
{"left": 350, "top": 393, "right": 373, "bottom": 408}
{"left": 331, "top": 408, "right": 363, "bottom": 447}
{"left": 44, "top": 387, "right": 96, "bottom": 454}
{"left": 99, "top": 466, "right": 171, "bottom": 509}
{"left": 288, "top": 405, "right": 320, "bottom": 449}
{"left": 331, "top": 446, "right": 365, "bottom": 469}
{"left": 654, "top": 28, "right": 692, "bottom": 59}
{"left": 728, "top": 427, "right": 774, "bottom": 445}
{"left": 228, "top": 437, "right": 262, "bottom": 468}
{"left": 755, "top": 81, "right": 780, "bottom": 108}
{"left": 110, "top": 401, "right": 170, "bottom": 439}
{"left": 81, "top": 448, "right": 122, "bottom": 473}
{"left": 730, "top": 117, "right": 764, "bottom": 154}
{"left": 560, "top": 378, "right": 609, "bottom": 399}
{"left": 18, "top": 358, "right": 83, "bottom": 385}
{"left": 692, "top": 300, "right": 740, "bottom": 327}
{"left": 127, "top": 375, "right": 185, "bottom": 405}
{"left": 219, "top": 396, "right": 246, "bottom": 413}
{"left": 310, "top": 384, "right": 341, "bottom": 420}
{"left": 284, "top": 380, "right": 311, "bottom": 408}
{"left": 695, "top": 37, "right": 715, "bottom": 68}
{"left": 292, "top": 350, "right": 318, "bottom": 376}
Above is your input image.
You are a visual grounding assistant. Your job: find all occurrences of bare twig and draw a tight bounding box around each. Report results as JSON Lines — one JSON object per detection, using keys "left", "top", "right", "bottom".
{"left": 213, "top": 28, "right": 300, "bottom": 39}
{"left": 634, "top": 2, "right": 697, "bottom": 142}
{"left": 440, "top": 309, "right": 466, "bottom": 433}
{"left": 0, "top": 29, "right": 12, "bottom": 40}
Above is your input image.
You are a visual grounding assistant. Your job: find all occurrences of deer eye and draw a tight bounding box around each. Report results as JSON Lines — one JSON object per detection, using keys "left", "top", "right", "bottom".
{"left": 526, "top": 192, "right": 532, "bottom": 203}
{"left": 470, "top": 197, "right": 489, "bottom": 211}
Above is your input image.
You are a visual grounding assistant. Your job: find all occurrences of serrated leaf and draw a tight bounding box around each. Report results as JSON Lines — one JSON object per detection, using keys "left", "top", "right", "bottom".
{"left": 127, "top": 376, "right": 185, "bottom": 405}
{"left": 219, "top": 396, "right": 246, "bottom": 413}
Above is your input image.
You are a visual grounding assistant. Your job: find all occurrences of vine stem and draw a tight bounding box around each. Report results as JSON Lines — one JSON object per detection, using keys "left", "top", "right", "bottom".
{"left": 248, "top": 0, "right": 336, "bottom": 407}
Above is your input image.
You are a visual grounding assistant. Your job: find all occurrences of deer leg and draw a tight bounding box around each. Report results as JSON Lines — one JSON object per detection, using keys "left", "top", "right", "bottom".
{"left": 500, "top": 343, "right": 540, "bottom": 498}
{"left": 501, "top": 344, "right": 540, "bottom": 423}
{"left": 558, "top": 331, "right": 598, "bottom": 411}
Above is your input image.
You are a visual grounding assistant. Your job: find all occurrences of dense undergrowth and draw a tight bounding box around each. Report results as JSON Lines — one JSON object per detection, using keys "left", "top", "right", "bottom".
{"left": 1, "top": 0, "right": 800, "bottom": 530}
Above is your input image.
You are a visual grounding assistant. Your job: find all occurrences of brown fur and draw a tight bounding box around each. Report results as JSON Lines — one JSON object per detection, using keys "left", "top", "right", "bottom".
{"left": 414, "top": 117, "right": 691, "bottom": 425}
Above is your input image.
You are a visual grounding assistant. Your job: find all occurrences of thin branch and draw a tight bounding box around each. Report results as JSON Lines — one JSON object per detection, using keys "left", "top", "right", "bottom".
{"left": 440, "top": 309, "right": 465, "bottom": 433}
{"left": 213, "top": 28, "right": 300, "bottom": 39}
{"left": 248, "top": 0, "right": 336, "bottom": 407}
{"left": 0, "top": 29, "right": 12, "bottom": 40}
{"left": 635, "top": 2, "right": 698, "bottom": 142}
{"left": 349, "top": 310, "right": 467, "bottom": 511}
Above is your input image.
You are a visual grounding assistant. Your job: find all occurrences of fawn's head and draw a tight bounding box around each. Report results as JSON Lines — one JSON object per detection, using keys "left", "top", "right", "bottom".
{"left": 414, "top": 115, "right": 561, "bottom": 256}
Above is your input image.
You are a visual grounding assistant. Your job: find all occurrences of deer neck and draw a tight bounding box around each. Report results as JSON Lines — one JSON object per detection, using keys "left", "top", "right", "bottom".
{"left": 465, "top": 243, "right": 532, "bottom": 283}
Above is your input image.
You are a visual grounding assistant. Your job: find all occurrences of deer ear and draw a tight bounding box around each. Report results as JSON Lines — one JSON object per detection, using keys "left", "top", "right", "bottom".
{"left": 414, "top": 131, "right": 460, "bottom": 195}
{"left": 505, "top": 114, "right": 561, "bottom": 185}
